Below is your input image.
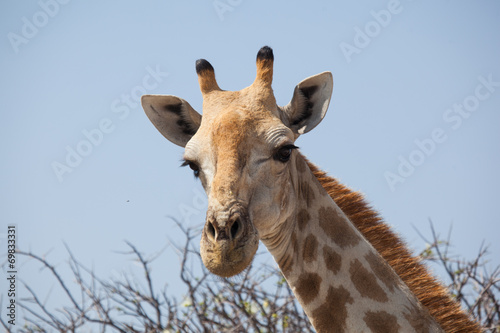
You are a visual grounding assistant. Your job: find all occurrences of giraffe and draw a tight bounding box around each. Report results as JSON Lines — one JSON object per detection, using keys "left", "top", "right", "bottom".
{"left": 141, "top": 47, "right": 482, "bottom": 332}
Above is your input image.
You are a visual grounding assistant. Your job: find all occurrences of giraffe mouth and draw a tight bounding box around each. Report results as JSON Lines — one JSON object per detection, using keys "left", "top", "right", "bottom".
{"left": 201, "top": 242, "right": 257, "bottom": 277}
{"left": 200, "top": 207, "right": 259, "bottom": 277}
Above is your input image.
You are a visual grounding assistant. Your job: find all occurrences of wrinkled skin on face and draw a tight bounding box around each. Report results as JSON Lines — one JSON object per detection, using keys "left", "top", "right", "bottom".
{"left": 141, "top": 46, "right": 333, "bottom": 277}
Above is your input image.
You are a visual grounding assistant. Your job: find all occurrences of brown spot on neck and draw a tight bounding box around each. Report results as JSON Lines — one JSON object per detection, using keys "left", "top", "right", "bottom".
{"left": 311, "top": 285, "right": 354, "bottom": 333}
{"left": 364, "top": 311, "right": 400, "bottom": 333}
{"left": 318, "top": 206, "right": 360, "bottom": 249}
{"left": 298, "top": 181, "right": 315, "bottom": 208}
{"left": 302, "top": 234, "right": 318, "bottom": 263}
{"left": 323, "top": 245, "right": 342, "bottom": 275}
{"left": 364, "top": 251, "right": 398, "bottom": 293}
{"left": 295, "top": 272, "right": 322, "bottom": 305}
{"left": 349, "top": 259, "right": 388, "bottom": 303}
{"left": 297, "top": 209, "right": 311, "bottom": 231}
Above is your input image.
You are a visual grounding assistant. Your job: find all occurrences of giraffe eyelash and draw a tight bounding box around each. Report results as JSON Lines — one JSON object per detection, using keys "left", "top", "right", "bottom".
{"left": 181, "top": 160, "right": 201, "bottom": 178}
{"left": 273, "top": 144, "right": 298, "bottom": 163}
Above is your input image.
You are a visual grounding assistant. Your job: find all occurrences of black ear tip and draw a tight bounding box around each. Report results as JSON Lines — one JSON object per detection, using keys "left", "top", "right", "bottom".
{"left": 196, "top": 59, "right": 214, "bottom": 74}
{"left": 257, "top": 46, "right": 274, "bottom": 61}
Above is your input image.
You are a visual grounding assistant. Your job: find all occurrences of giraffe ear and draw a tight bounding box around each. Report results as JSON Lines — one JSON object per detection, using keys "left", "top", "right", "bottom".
{"left": 141, "top": 95, "right": 201, "bottom": 147}
{"left": 280, "top": 72, "right": 333, "bottom": 135}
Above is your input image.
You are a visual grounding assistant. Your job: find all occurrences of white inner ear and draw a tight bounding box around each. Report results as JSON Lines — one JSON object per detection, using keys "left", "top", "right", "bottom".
{"left": 281, "top": 72, "right": 333, "bottom": 135}
{"left": 298, "top": 72, "right": 333, "bottom": 134}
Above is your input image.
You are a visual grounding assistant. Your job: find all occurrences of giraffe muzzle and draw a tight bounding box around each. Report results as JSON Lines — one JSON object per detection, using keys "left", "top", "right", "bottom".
{"left": 200, "top": 206, "right": 259, "bottom": 277}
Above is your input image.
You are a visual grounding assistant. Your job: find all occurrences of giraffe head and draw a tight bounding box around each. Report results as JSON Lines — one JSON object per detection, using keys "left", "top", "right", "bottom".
{"left": 142, "top": 47, "right": 333, "bottom": 277}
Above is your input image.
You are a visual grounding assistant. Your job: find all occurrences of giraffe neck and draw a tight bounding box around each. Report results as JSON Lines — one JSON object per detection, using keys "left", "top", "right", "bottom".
{"left": 261, "top": 153, "right": 443, "bottom": 333}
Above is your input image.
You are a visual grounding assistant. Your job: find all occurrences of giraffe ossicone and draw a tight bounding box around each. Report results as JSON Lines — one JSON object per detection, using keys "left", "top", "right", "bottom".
{"left": 142, "top": 46, "right": 481, "bottom": 332}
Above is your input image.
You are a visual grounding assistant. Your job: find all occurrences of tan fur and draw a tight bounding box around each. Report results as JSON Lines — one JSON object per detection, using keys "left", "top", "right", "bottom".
{"left": 306, "top": 159, "right": 483, "bottom": 333}
{"left": 254, "top": 56, "right": 273, "bottom": 87}
{"left": 197, "top": 67, "right": 221, "bottom": 94}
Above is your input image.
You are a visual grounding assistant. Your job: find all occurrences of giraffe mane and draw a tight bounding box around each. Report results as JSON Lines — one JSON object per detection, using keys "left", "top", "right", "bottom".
{"left": 305, "top": 158, "right": 482, "bottom": 333}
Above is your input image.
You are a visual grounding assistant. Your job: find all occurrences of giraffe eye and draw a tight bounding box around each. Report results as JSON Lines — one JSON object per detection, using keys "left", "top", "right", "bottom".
{"left": 274, "top": 145, "right": 298, "bottom": 163}
{"left": 181, "top": 160, "right": 200, "bottom": 178}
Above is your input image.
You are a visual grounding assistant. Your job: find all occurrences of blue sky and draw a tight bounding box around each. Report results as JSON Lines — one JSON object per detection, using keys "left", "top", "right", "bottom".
{"left": 1, "top": 0, "right": 499, "bottom": 326}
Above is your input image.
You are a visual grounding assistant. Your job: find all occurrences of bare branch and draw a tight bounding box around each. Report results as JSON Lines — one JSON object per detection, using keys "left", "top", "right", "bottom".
{"left": 418, "top": 220, "right": 500, "bottom": 332}
{"left": 14, "top": 220, "right": 499, "bottom": 332}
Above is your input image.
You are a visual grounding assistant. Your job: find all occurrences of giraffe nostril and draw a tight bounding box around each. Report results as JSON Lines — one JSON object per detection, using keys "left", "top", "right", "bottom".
{"left": 231, "top": 218, "right": 241, "bottom": 239}
{"left": 207, "top": 222, "right": 216, "bottom": 239}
